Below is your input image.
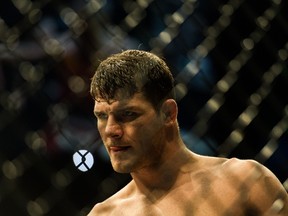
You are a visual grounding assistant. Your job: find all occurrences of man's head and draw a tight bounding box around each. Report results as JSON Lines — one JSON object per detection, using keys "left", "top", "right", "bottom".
{"left": 90, "top": 50, "right": 175, "bottom": 111}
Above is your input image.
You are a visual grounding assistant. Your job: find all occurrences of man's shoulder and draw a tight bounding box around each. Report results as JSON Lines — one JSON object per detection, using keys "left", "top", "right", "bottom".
{"left": 198, "top": 155, "right": 258, "bottom": 171}
{"left": 198, "top": 156, "right": 281, "bottom": 188}
{"left": 197, "top": 156, "right": 287, "bottom": 214}
{"left": 87, "top": 181, "right": 135, "bottom": 216}
{"left": 215, "top": 157, "right": 288, "bottom": 214}
{"left": 87, "top": 192, "right": 122, "bottom": 215}
{"left": 210, "top": 157, "right": 272, "bottom": 180}
{"left": 221, "top": 157, "right": 261, "bottom": 171}
{"left": 87, "top": 200, "right": 113, "bottom": 216}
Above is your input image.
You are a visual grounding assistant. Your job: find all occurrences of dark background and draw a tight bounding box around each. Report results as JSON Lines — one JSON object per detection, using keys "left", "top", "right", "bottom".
{"left": 0, "top": 0, "right": 287, "bottom": 215}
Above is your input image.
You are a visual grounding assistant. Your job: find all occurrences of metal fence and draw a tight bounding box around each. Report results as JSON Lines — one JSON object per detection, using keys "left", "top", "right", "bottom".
{"left": 0, "top": 0, "right": 287, "bottom": 215}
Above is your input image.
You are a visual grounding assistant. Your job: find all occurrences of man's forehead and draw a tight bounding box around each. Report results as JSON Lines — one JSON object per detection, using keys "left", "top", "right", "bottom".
{"left": 94, "top": 92, "right": 146, "bottom": 110}
{"left": 94, "top": 99, "right": 126, "bottom": 108}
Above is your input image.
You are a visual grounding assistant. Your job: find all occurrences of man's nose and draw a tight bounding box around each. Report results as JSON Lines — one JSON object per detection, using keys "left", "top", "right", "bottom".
{"left": 105, "top": 116, "right": 123, "bottom": 138}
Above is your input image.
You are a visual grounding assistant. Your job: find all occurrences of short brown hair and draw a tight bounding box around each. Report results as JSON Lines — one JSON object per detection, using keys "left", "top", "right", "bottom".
{"left": 90, "top": 50, "right": 175, "bottom": 110}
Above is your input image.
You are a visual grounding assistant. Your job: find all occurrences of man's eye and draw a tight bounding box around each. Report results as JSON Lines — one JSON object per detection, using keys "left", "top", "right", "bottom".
{"left": 96, "top": 113, "right": 108, "bottom": 120}
{"left": 118, "top": 111, "right": 138, "bottom": 122}
{"left": 123, "top": 111, "right": 136, "bottom": 117}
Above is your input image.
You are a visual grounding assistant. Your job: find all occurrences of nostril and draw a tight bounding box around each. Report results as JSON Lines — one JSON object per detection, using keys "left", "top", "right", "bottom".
{"left": 112, "top": 133, "right": 122, "bottom": 138}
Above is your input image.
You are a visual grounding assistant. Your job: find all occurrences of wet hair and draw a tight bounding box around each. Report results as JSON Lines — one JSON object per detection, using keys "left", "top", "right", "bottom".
{"left": 90, "top": 50, "right": 175, "bottom": 110}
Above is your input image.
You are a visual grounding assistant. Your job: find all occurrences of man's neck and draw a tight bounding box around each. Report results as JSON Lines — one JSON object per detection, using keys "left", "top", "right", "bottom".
{"left": 130, "top": 146, "right": 196, "bottom": 199}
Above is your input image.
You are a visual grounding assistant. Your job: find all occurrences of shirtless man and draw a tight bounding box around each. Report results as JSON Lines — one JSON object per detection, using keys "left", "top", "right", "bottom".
{"left": 88, "top": 49, "right": 288, "bottom": 215}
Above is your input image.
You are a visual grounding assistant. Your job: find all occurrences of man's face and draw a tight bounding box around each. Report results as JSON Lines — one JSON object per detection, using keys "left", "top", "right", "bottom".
{"left": 94, "top": 92, "right": 166, "bottom": 173}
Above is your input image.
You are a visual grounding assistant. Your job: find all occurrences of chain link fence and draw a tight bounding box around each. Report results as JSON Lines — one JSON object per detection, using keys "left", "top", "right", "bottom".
{"left": 0, "top": 0, "right": 287, "bottom": 215}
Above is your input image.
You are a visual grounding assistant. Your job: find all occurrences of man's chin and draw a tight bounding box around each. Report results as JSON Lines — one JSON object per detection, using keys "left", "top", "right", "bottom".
{"left": 112, "top": 163, "right": 133, "bottom": 173}
{"left": 115, "top": 170, "right": 130, "bottom": 174}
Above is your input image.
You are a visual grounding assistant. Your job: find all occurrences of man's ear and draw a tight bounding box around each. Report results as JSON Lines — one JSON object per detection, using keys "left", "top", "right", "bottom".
{"left": 161, "top": 99, "right": 178, "bottom": 123}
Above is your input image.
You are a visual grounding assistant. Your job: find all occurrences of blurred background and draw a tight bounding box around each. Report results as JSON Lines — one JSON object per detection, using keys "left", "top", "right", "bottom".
{"left": 0, "top": 0, "right": 288, "bottom": 215}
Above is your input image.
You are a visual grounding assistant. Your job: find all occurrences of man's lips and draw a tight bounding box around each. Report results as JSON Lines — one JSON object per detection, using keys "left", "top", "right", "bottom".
{"left": 109, "top": 146, "right": 131, "bottom": 152}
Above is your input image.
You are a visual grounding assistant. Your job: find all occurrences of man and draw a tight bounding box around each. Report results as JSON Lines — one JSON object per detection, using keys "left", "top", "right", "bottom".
{"left": 88, "top": 49, "right": 288, "bottom": 215}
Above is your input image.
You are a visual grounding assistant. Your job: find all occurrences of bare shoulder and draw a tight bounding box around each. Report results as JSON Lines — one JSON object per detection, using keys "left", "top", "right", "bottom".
{"left": 220, "top": 157, "right": 266, "bottom": 176}
{"left": 88, "top": 181, "right": 135, "bottom": 216}
{"left": 219, "top": 157, "right": 288, "bottom": 215}
{"left": 87, "top": 193, "right": 118, "bottom": 216}
{"left": 87, "top": 200, "right": 112, "bottom": 216}
{"left": 220, "top": 157, "right": 283, "bottom": 185}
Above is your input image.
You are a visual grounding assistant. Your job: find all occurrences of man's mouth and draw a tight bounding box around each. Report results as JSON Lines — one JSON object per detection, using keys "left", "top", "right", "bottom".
{"left": 109, "top": 146, "right": 131, "bottom": 152}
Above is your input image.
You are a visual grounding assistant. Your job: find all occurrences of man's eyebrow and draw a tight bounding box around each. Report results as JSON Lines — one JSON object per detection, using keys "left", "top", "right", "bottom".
{"left": 116, "top": 105, "right": 142, "bottom": 112}
{"left": 94, "top": 105, "right": 140, "bottom": 114}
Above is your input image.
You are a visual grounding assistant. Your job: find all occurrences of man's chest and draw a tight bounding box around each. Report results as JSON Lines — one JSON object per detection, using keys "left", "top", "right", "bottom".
{"left": 112, "top": 185, "right": 246, "bottom": 216}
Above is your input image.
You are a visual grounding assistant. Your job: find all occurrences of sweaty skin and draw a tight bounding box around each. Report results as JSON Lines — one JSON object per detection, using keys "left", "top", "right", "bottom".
{"left": 89, "top": 92, "right": 288, "bottom": 216}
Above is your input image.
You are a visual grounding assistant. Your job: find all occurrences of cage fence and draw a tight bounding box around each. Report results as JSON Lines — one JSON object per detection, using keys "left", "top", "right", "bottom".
{"left": 0, "top": 0, "right": 287, "bottom": 215}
